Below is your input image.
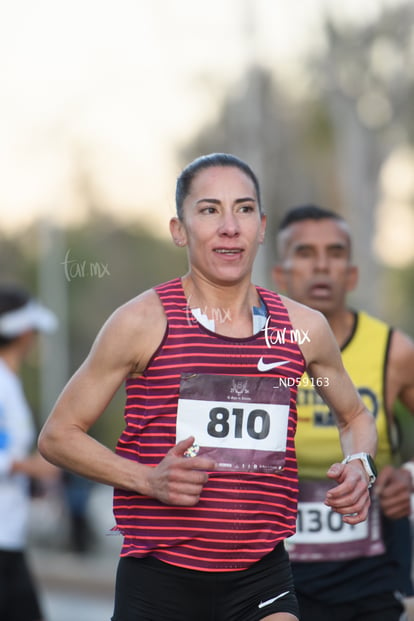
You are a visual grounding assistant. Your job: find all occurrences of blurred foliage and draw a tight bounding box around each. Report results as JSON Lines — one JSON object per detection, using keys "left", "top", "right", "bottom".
{"left": 60, "top": 210, "right": 187, "bottom": 367}
{"left": 177, "top": 2, "right": 414, "bottom": 325}
{"left": 178, "top": 65, "right": 341, "bottom": 281}
{"left": 1, "top": 213, "right": 187, "bottom": 447}
{"left": 394, "top": 400, "right": 414, "bottom": 464}
{"left": 2, "top": 0, "right": 414, "bottom": 450}
{"left": 382, "top": 264, "right": 414, "bottom": 337}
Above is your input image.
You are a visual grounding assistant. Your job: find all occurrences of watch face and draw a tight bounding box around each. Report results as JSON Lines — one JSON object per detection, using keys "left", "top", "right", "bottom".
{"left": 367, "top": 454, "right": 377, "bottom": 478}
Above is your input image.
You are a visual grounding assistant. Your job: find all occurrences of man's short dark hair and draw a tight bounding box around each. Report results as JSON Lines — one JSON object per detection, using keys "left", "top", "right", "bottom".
{"left": 275, "top": 204, "right": 352, "bottom": 260}
{"left": 278, "top": 204, "right": 345, "bottom": 232}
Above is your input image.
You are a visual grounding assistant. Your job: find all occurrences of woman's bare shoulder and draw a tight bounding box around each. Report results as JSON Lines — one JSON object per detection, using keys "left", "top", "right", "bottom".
{"left": 90, "top": 288, "right": 167, "bottom": 374}
{"left": 279, "top": 294, "right": 326, "bottom": 330}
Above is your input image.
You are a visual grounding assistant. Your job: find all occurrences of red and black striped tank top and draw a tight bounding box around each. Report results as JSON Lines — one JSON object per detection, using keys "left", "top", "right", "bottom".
{"left": 113, "top": 278, "right": 305, "bottom": 571}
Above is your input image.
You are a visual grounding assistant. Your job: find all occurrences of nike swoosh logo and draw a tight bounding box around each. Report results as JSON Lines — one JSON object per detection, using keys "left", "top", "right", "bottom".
{"left": 257, "top": 357, "right": 291, "bottom": 372}
{"left": 258, "top": 591, "right": 290, "bottom": 608}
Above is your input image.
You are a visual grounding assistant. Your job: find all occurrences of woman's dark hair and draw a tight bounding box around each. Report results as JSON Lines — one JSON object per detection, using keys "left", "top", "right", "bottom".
{"left": 175, "top": 153, "right": 262, "bottom": 220}
{"left": 0, "top": 285, "right": 30, "bottom": 347}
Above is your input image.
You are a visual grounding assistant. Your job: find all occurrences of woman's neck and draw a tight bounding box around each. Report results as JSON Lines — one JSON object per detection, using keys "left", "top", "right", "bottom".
{"left": 181, "top": 273, "right": 259, "bottom": 337}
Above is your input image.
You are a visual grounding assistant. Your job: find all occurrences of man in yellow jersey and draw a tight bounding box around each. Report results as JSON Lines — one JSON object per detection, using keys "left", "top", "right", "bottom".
{"left": 273, "top": 205, "right": 414, "bottom": 621}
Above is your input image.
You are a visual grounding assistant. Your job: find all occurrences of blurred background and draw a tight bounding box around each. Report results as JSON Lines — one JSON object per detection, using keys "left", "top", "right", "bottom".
{"left": 1, "top": 0, "right": 414, "bottom": 618}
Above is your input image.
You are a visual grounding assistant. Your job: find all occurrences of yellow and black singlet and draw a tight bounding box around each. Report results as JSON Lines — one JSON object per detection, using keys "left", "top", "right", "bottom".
{"left": 289, "top": 311, "right": 413, "bottom": 604}
{"left": 295, "top": 310, "right": 393, "bottom": 478}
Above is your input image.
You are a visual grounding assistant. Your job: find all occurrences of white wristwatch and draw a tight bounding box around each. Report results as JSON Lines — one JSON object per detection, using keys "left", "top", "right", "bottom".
{"left": 342, "top": 453, "right": 377, "bottom": 488}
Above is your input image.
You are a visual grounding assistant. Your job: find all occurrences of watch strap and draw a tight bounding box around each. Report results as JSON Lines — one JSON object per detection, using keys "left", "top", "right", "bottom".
{"left": 342, "top": 453, "right": 376, "bottom": 488}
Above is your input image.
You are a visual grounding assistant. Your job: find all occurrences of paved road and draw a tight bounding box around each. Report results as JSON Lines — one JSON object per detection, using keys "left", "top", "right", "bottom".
{"left": 32, "top": 543, "right": 119, "bottom": 621}
{"left": 29, "top": 483, "right": 121, "bottom": 621}
{"left": 41, "top": 587, "right": 114, "bottom": 621}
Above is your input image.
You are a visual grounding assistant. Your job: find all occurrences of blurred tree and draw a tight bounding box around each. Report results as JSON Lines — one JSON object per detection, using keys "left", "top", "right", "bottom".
{"left": 177, "top": 2, "right": 414, "bottom": 324}
{"left": 2, "top": 0, "right": 413, "bottom": 450}
{"left": 307, "top": 2, "right": 414, "bottom": 314}
{"left": 178, "top": 65, "right": 337, "bottom": 289}
{"left": 0, "top": 214, "right": 187, "bottom": 447}
{"left": 57, "top": 212, "right": 187, "bottom": 445}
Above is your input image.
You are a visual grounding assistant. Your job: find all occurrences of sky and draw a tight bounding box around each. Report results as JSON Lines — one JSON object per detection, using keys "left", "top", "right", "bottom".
{"left": 0, "top": 0, "right": 409, "bottom": 237}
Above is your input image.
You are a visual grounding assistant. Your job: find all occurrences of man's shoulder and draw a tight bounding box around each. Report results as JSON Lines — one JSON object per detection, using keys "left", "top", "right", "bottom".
{"left": 356, "top": 309, "right": 391, "bottom": 332}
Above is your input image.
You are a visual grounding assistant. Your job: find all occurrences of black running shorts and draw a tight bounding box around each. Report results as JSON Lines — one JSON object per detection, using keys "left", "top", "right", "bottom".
{"left": 297, "top": 590, "right": 405, "bottom": 621}
{"left": 111, "top": 543, "right": 299, "bottom": 621}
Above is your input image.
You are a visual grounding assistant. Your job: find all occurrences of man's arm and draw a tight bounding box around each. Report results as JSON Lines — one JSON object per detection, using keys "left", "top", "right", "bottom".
{"left": 304, "top": 313, "right": 377, "bottom": 458}
{"left": 387, "top": 330, "right": 414, "bottom": 414}
{"left": 376, "top": 329, "right": 414, "bottom": 519}
{"left": 38, "top": 290, "right": 215, "bottom": 506}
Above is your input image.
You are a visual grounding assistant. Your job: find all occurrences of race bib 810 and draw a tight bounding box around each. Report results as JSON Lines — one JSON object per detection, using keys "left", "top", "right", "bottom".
{"left": 176, "top": 373, "right": 291, "bottom": 473}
